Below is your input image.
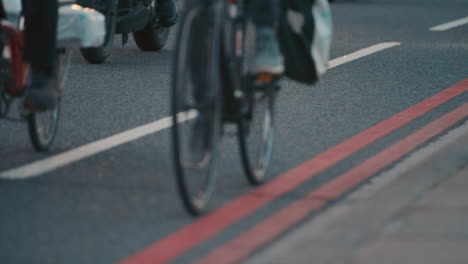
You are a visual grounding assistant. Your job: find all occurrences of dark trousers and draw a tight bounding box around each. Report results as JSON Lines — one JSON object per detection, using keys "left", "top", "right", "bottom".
{"left": 250, "top": 0, "right": 279, "bottom": 27}
{"left": 0, "top": 2, "right": 5, "bottom": 19}
{"left": 22, "top": 0, "right": 58, "bottom": 74}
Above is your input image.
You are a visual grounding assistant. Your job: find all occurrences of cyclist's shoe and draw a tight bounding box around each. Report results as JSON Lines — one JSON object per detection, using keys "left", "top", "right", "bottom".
{"left": 250, "top": 27, "right": 284, "bottom": 75}
{"left": 158, "top": 0, "right": 178, "bottom": 27}
{"left": 23, "top": 69, "right": 60, "bottom": 112}
{"left": 185, "top": 114, "right": 211, "bottom": 168}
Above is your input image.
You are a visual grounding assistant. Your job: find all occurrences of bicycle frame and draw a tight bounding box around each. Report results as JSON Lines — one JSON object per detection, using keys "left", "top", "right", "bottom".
{"left": 0, "top": 21, "right": 27, "bottom": 97}
{"left": 171, "top": 0, "right": 277, "bottom": 214}
{"left": 0, "top": 19, "right": 29, "bottom": 119}
{"left": 219, "top": 0, "right": 247, "bottom": 121}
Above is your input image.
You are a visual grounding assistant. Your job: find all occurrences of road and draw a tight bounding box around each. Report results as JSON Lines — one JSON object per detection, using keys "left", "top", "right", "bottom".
{"left": 1, "top": 0, "right": 467, "bottom": 263}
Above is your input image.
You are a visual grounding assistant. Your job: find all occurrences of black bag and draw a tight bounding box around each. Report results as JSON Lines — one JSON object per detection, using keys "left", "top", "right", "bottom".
{"left": 278, "top": 0, "right": 332, "bottom": 84}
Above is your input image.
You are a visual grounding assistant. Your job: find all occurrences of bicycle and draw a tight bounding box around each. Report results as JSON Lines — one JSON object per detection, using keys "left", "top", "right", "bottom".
{"left": 171, "top": 0, "right": 278, "bottom": 215}
{"left": 0, "top": 0, "right": 104, "bottom": 151}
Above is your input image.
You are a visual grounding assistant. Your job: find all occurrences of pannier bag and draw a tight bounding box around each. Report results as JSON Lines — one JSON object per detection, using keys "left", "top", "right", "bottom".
{"left": 56, "top": 4, "right": 105, "bottom": 48}
{"left": 2, "top": 0, "right": 105, "bottom": 48}
{"left": 278, "top": 0, "right": 333, "bottom": 84}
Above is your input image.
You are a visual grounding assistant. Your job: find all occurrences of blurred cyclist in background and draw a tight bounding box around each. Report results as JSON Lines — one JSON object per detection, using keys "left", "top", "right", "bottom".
{"left": 250, "top": 0, "right": 284, "bottom": 76}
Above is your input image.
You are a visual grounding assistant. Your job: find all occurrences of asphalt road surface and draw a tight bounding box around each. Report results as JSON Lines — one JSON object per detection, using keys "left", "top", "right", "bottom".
{"left": 1, "top": 0, "right": 467, "bottom": 263}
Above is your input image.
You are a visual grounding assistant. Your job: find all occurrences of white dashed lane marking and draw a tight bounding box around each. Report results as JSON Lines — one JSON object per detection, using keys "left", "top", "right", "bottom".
{"left": 429, "top": 16, "right": 468, "bottom": 31}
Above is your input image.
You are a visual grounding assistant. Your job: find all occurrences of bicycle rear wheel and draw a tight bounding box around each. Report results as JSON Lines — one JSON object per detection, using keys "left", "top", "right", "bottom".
{"left": 229, "top": 18, "right": 276, "bottom": 185}
{"left": 171, "top": 0, "right": 223, "bottom": 215}
{"left": 238, "top": 78, "right": 276, "bottom": 185}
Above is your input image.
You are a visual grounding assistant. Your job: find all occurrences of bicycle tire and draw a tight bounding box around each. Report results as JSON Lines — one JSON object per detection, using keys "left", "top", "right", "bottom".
{"left": 27, "top": 104, "right": 60, "bottom": 152}
{"left": 222, "top": 9, "right": 277, "bottom": 185}
{"left": 133, "top": 0, "right": 170, "bottom": 51}
{"left": 171, "top": 0, "right": 223, "bottom": 215}
{"left": 238, "top": 80, "right": 276, "bottom": 185}
{"left": 27, "top": 50, "right": 70, "bottom": 152}
{"left": 80, "top": 7, "right": 115, "bottom": 64}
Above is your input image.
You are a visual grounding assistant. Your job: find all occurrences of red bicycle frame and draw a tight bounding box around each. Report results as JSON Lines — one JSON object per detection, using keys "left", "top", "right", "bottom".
{"left": 1, "top": 21, "right": 28, "bottom": 96}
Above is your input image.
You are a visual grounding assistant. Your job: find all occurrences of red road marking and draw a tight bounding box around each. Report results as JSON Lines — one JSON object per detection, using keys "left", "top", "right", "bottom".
{"left": 197, "top": 103, "right": 468, "bottom": 264}
{"left": 119, "top": 80, "right": 467, "bottom": 264}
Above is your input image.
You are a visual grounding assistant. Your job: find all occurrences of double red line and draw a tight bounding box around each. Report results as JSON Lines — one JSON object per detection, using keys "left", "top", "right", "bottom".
{"left": 120, "top": 79, "right": 468, "bottom": 264}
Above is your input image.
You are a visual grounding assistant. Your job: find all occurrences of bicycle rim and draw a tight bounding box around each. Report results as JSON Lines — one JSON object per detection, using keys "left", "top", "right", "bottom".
{"left": 238, "top": 86, "right": 275, "bottom": 185}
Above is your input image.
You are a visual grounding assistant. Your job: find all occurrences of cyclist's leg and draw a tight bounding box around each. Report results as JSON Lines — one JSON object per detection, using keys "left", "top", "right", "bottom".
{"left": 22, "top": 0, "right": 57, "bottom": 76}
{"left": 0, "top": 1, "right": 5, "bottom": 19}
{"left": 22, "top": 0, "right": 60, "bottom": 111}
{"left": 250, "top": 0, "right": 278, "bottom": 28}
{"left": 0, "top": 2, "right": 4, "bottom": 42}
{"left": 249, "top": 0, "right": 284, "bottom": 75}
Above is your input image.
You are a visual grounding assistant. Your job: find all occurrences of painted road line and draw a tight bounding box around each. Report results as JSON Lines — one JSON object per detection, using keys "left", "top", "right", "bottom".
{"left": 0, "top": 43, "right": 401, "bottom": 180}
{"left": 118, "top": 80, "right": 468, "bottom": 264}
{"left": 197, "top": 103, "right": 468, "bottom": 264}
{"left": 0, "top": 111, "right": 197, "bottom": 180}
{"left": 429, "top": 16, "right": 468, "bottom": 31}
{"left": 245, "top": 119, "right": 468, "bottom": 264}
{"left": 328, "top": 42, "right": 400, "bottom": 69}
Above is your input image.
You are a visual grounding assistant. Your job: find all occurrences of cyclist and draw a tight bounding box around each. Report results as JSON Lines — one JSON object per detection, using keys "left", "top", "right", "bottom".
{"left": 186, "top": 0, "right": 284, "bottom": 165}
{"left": 21, "top": 0, "right": 60, "bottom": 111}
{"left": 250, "top": 0, "right": 284, "bottom": 76}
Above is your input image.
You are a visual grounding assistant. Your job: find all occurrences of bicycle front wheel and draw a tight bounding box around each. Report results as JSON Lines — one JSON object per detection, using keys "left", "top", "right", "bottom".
{"left": 171, "top": 0, "right": 223, "bottom": 215}
{"left": 27, "top": 104, "right": 60, "bottom": 152}
{"left": 27, "top": 50, "right": 70, "bottom": 152}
